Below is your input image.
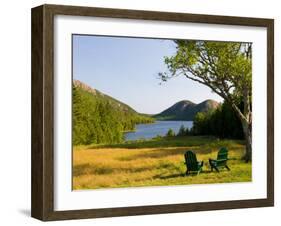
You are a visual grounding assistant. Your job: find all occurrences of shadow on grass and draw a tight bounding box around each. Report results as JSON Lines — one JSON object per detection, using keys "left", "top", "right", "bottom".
{"left": 116, "top": 147, "right": 214, "bottom": 161}
{"left": 73, "top": 163, "right": 157, "bottom": 177}
{"left": 116, "top": 148, "right": 189, "bottom": 161}
{"left": 153, "top": 169, "right": 219, "bottom": 180}
{"left": 86, "top": 136, "right": 245, "bottom": 162}
{"left": 88, "top": 136, "right": 222, "bottom": 149}
{"left": 153, "top": 173, "right": 185, "bottom": 180}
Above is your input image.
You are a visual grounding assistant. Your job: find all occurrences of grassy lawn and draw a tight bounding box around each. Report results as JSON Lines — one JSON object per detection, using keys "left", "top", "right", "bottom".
{"left": 73, "top": 136, "right": 251, "bottom": 190}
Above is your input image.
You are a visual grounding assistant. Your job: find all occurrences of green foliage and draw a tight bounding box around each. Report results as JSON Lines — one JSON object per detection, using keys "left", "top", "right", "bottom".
{"left": 160, "top": 41, "right": 252, "bottom": 103}
{"left": 166, "top": 128, "right": 175, "bottom": 137}
{"left": 185, "top": 127, "right": 190, "bottom": 136}
{"left": 73, "top": 85, "right": 154, "bottom": 145}
{"left": 73, "top": 86, "right": 123, "bottom": 145}
{"left": 177, "top": 125, "right": 186, "bottom": 136}
{"left": 192, "top": 101, "right": 244, "bottom": 139}
{"left": 153, "top": 135, "right": 163, "bottom": 140}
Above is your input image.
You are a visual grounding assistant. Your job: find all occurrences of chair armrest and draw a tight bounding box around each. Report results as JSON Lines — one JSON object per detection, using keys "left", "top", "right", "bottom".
{"left": 216, "top": 159, "right": 227, "bottom": 163}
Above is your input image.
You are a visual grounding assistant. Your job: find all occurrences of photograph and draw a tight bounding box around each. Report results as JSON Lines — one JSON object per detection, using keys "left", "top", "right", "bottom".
{"left": 72, "top": 35, "right": 252, "bottom": 190}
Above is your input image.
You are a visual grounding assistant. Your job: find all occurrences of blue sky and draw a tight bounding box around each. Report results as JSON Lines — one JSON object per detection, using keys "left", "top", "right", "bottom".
{"left": 73, "top": 35, "right": 222, "bottom": 114}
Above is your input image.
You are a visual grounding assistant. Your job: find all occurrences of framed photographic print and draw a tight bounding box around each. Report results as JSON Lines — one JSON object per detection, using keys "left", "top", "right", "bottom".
{"left": 31, "top": 4, "right": 274, "bottom": 221}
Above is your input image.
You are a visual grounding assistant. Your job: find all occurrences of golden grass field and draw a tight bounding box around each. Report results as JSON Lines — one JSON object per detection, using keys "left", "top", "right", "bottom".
{"left": 73, "top": 136, "right": 252, "bottom": 190}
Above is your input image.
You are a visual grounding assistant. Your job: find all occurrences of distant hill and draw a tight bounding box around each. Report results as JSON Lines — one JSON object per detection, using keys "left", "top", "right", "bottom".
{"left": 73, "top": 80, "right": 154, "bottom": 145}
{"left": 154, "top": 99, "right": 220, "bottom": 121}
{"left": 73, "top": 80, "right": 142, "bottom": 114}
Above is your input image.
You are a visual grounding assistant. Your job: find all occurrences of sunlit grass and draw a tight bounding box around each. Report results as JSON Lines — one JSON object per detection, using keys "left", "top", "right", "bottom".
{"left": 73, "top": 136, "right": 251, "bottom": 190}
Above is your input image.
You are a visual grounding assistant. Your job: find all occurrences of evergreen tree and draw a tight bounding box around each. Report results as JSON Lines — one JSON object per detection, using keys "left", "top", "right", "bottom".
{"left": 177, "top": 125, "right": 186, "bottom": 136}
{"left": 166, "top": 128, "right": 175, "bottom": 137}
{"left": 73, "top": 84, "right": 154, "bottom": 145}
{"left": 192, "top": 101, "right": 243, "bottom": 139}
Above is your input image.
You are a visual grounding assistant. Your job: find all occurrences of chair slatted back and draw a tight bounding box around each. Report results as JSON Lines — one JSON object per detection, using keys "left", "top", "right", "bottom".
{"left": 216, "top": 147, "right": 228, "bottom": 166}
{"left": 184, "top": 151, "right": 198, "bottom": 171}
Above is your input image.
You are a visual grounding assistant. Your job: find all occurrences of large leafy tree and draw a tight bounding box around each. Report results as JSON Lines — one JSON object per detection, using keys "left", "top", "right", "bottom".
{"left": 160, "top": 40, "right": 252, "bottom": 162}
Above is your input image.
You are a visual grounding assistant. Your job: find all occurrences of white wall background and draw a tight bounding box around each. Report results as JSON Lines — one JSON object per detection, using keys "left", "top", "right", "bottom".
{"left": 0, "top": 0, "right": 279, "bottom": 225}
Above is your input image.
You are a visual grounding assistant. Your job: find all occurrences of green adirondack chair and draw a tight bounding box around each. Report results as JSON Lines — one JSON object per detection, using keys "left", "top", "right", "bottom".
{"left": 184, "top": 151, "right": 204, "bottom": 175}
{"left": 209, "top": 147, "right": 230, "bottom": 172}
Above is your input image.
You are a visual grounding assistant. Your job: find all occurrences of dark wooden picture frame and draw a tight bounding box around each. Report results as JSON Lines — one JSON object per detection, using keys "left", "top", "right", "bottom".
{"left": 31, "top": 4, "right": 274, "bottom": 221}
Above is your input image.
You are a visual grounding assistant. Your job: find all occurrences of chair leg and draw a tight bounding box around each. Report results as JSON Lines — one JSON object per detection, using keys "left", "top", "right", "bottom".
{"left": 209, "top": 159, "right": 215, "bottom": 172}
{"left": 214, "top": 166, "right": 219, "bottom": 172}
{"left": 225, "top": 165, "right": 230, "bottom": 171}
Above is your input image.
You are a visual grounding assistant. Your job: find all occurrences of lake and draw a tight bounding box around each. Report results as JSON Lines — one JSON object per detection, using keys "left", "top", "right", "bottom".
{"left": 124, "top": 121, "right": 193, "bottom": 141}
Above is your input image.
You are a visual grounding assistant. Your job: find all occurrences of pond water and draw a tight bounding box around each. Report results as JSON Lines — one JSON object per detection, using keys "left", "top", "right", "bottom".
{"left": 124, "top": 120, "right": 193, "bottom": 141}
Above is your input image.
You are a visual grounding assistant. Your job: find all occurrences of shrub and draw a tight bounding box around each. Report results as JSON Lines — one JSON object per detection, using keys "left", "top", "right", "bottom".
{"left": 185, "top": 127, "right": 190, "bottom": 136}
{"left": 166, "top": 128, "right": 175, "bottom": 137}
{"left": 177, "top": 125, "right": 186, "bottom": 136}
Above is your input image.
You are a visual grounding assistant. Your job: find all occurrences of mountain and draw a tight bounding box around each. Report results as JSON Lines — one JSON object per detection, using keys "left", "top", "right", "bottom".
{"left": 73, "top": 80, "right": 138, "bottom": 114}
{"left": 73, "top": 80, "right": 154, "bottom": 145}
{"left": 154, "top": 99, "right": 220, "bottom": 121}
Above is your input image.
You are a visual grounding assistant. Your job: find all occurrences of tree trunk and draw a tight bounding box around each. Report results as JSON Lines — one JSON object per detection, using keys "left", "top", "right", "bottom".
{"left": 241, "top": 120, "right": 252, "bottom": 162}
{"left": 230, "top": 101, "right": 252, "bottom": 162}
{"left": 241, "top": 87, "right": 252, "bottom": 162}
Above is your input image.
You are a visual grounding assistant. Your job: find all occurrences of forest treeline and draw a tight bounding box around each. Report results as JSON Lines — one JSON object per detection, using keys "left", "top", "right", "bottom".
{"left": 191, "top": 101, "right": 244, "bottom": 139}
{"left": 73, "top": 79, "right": 244, "bottom": 146}
{"left": 73, "top": 85, "right": 154, "bottom": 145}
